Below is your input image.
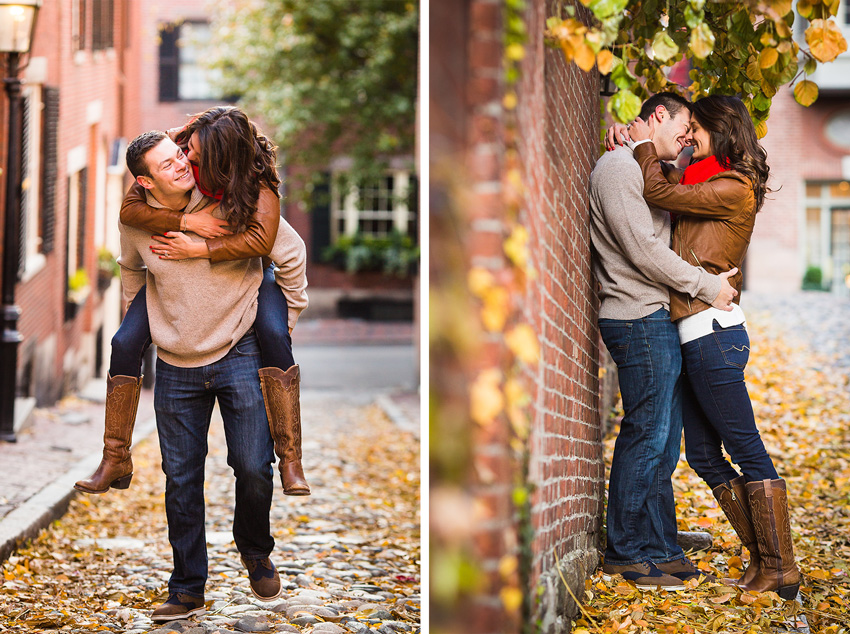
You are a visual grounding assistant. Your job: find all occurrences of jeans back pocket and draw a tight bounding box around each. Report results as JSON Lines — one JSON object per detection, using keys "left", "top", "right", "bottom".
{"left": 711, "top": 325, "right": 749, "bottom": 369}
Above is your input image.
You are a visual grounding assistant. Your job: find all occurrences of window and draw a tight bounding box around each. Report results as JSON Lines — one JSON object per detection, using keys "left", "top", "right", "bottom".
{"left": 92, "top": 0, "right": 114, "bottom": 51}
{"left": 72, "top": 0, "right": 114, "bottom": 52}
{"left": 331, "top": 171, "right": 417, "bottom": 241}
{"left": 72, "top": 0, "right": 86, "bottom": 51}
{"left": 159, "top": 21, "right": 223, "bottom": 102}
{"left": 18, "top": 85, "right": 46, "bottom": 279}
{"left": 803, "top": 182, "right": 850, "bottom": 295}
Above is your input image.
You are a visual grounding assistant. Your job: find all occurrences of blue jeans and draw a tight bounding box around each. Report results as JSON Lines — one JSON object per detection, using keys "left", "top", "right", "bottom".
{"left": 154, "top": 330, "right": 275, "bottom": 598}
{"left": 110, "top": 265, "right": 294, "bottom": 376}
{"left": 681, "top": 321, "right": 778, "bottom": 490}
{"left": 599, "top": 308, "right": 685, "bottom": 565}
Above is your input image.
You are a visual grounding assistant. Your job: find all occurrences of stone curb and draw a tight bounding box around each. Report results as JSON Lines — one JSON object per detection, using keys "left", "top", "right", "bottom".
{"left": 375, "top": 394, "right": 419, "bottom": 438}
{"left": 0, "top": 415, "right": 157, "bottom": 563}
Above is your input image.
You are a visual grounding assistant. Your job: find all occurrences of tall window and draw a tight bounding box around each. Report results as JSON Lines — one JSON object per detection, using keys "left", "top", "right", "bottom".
{"left": 803, "top": 181, "right": 850, "bottom": 296}
{"left": 331, "top": 171, "right": 417, "bottom": 240}
{"left": 92, "top": 0, "right": 114, "bottom": 51}
{"left": 159, "top": 21, "right": 223, "bottom": 102}
{"left": 72, "top": 0, "right": 86, "bottom": 51}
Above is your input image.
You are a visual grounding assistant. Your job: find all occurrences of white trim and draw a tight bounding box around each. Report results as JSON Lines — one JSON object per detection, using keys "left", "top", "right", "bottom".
{"left": 67, "top": 145, "right": 87, "bottom": 174}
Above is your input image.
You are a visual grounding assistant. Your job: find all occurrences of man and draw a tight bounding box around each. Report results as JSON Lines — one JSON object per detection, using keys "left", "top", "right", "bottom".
{"left": 589, "top": 92, "right": 738, "bottom": 590}
{"left": 119, "top": 131, "right": 282, "bottom": 620}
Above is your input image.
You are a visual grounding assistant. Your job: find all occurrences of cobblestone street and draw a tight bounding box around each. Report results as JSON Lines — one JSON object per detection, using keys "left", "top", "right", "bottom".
{"left": 0, "top": 390, "right": 420, "bottom": 633}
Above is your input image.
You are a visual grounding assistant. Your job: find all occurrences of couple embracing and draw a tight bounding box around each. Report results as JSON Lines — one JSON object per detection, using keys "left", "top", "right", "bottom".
{"left": 591, "top": 92, "right": 800, "bottom": 598}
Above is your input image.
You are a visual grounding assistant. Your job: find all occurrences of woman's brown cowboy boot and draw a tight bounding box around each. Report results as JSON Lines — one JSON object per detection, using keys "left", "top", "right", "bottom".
{"left": 74, "top": 374, "right": 143, "bottom": 494}
{"left": 258, "top": 365, "right": 310, "bottom": 495}
{"left": 744, "top": 478, "right": 801, "bottom": 599}
{"left": 712, "top": 476, "right": 760, "bottom": 586}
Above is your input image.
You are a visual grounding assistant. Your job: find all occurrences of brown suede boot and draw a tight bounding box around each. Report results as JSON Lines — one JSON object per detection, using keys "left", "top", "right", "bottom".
{"left": 74, "top": 374, "right": 143, "bottom": 494}
{"left": 712, "top": 476, "right": 760, "bottom": 586}
{"left": 744, "top": 478, "right": 801, "bottom": 599}
{"left": 258, "top": 365, "right": 310, "bottom": 495}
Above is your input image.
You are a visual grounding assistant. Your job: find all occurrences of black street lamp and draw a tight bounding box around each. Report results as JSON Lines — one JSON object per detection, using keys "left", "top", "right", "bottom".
{"left": 0, "top": 0, "right": 41, "bottom": 442}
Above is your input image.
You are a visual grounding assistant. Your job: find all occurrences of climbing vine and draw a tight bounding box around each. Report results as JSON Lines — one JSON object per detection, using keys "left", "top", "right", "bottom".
{"left": 545, "top": 0, "right": 848, "bottom": 133}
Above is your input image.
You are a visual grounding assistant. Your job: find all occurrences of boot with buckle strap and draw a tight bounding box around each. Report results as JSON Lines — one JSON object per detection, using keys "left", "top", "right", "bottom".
{"left": 74, "top": 374, "right": 143, "bottom": 494}
{"left": 258, "top": 365, "right": 310, "bottom": 495}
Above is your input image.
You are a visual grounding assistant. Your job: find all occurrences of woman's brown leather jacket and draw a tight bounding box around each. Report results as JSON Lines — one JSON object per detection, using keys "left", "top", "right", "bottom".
{"left": 120, "top": 183, "right": 281, "bottom": 263}
{"left": 633, "top": 143, "right": 756, "bottom": 322}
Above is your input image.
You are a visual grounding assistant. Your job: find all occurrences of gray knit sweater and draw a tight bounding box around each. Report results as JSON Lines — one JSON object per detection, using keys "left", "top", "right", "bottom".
{"left": 118, "top": 187, "right": 262, "bottom": 368}
{"left": 589, "top": 146, "right": 722, "bottom": 320}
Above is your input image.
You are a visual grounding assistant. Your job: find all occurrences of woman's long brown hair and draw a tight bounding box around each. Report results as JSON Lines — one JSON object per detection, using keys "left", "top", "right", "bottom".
{"left": 175, "top": 106, "right": 281, "bottom": 230}
{"left": 691, "top": 95, "right": 772, "bottom": 212}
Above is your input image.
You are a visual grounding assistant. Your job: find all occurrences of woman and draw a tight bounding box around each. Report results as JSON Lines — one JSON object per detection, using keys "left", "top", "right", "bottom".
{"left": 608, "top": 95, "right": 800, "bottom": 598}
{"left": 74, "top": 106, "right": 311, "bottom": 497}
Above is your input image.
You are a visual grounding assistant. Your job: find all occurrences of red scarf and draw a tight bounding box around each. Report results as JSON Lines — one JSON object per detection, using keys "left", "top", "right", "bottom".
{"left": 680, "top": 155, "right": 727, "bottom": 185}
{"left": 191, "top": 163, "right": 224, "bottom": 200}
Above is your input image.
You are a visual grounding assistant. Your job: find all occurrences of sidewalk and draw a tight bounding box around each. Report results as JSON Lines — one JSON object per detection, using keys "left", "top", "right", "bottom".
{"left": 0, "top": 318, "right": 418, "bottom": 564}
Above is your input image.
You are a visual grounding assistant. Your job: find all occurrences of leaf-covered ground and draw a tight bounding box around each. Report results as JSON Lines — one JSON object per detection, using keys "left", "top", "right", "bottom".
{"left": 574, "top": 306, "right": 850, "bottom": 634}
{"left": 0, "top": 401, "right": 420, "bottom": 633}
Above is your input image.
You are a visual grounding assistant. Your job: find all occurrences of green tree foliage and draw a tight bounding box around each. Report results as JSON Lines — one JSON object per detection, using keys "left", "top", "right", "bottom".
{"left": 207, "top": 0, "right": 418, "bottom": 193}
{"left": 546, "top": 0, "right": 848, "bottom": 133}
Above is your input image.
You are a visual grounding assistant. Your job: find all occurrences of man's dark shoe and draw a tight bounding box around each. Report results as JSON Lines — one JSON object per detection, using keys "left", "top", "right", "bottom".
{"left": 241, "top": 555, "right": 283, "bottom": 601}
{"left": 655, "top": 556, "right": 717, "bottom": 583}
{"left": 151, "top": 592, "right": 205, "bottom": 622}
{"left": 602, "top": 561, "right": 686, "bottom": 590}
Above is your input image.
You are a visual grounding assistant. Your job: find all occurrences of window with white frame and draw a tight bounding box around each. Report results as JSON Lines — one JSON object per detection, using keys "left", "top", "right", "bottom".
{"left": 19, "top": 84, "right": 46, "bottom": 279}
{"left": 803, "top": 181, "right": 850, "bottom": 296}
{"left": 159, "top": 21, "right": 224, "bottom": 102}
{"left": 331, "top": 171, "right": 417, "bottom": 240}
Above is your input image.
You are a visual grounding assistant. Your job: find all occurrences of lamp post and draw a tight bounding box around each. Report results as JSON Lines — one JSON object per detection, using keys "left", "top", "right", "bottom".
{"left": 0, "top": 0, "right": 41, "bottom": 442}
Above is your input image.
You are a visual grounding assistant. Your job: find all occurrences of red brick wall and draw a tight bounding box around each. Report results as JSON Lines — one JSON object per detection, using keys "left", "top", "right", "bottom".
{"left": 519, "top": 1, "right": 604, "bottom": 627}
{"left": 430, "top": 0, "right": 606, "bottom": 631}
{"left": 1, "top": 0, "right": 129, "bottom": 404}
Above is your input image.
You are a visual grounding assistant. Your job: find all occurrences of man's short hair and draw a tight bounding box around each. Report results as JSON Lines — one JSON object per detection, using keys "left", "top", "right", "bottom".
{"left": 126, "top": 130, "right": 168, "bottom": 179}
{"left": 639, "top": 92, "right": 691, "bottom": 121}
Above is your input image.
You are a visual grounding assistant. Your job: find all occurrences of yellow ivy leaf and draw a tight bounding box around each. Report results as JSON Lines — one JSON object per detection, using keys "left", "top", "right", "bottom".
{"left": 505, "top": 324, "right": 540, "bottom": 364}
{"left": 500, "top": 586, "right": 523, "bottom": 613}
{"left": 769, "top": 0, "right": 793, "bottom": 15}
{"left": 470, "top": 368, "right": 504, "bottom": 425}
{"left": 504, "top": 225, "right": 529, "bottom": 268}
{"left": 597, "top": 49, "right": 614, "bottom": 75}
{"left": 481, "top": 286, "right": 510, "bottom": 332}
{"left": 468, "top": 267, "right": 494, "bottom": 298}
{"left": 503, "top": 92, "right": 518, "bottom": 111}
{"left": 806, "top": 19, "right": 849, "bottom": 63}
{"left": 797, "top": 0, "right": 814, "bottom": 19}
{"left": 690, "top": 22, "right": 715, "bottom": 59}
{"left": 498, "top": 555, "right": 519, "bottom": 578}
{"left": 652, "top": 31, "right": 679, "bottom": 62}
{"left": 746, "top": 57, "right": 763, "bottom": 81}
{"left": 574, "top": 40, "right": 597, "bottom": 72}
{"left": 506, "top": 43, "right": 525, "bottom": 61}
{"left": 759, "top": 47, "right": 779, "bottom": 68}
{"left": 794, "top": 79, "right": 819, "bottom": 107}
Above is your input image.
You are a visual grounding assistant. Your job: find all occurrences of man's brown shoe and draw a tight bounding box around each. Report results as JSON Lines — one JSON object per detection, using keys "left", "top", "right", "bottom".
{"left": 241, "top": 555, "right": 283, "bottom": 601}
{"left": 602, "top": 561, "right": 686, "bottom": 591}
{"left": 151, "top": 592, "right": 205, "bottom": 622}
{"left": 655, "top": 557, "right": 717, "bottom": 583}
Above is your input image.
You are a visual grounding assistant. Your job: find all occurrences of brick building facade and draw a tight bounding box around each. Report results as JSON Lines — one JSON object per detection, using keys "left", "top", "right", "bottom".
{"left": 431, "top": 1, "right": 610, "bottom": 631}
{"left": 0, "top": 0, "right": 130, "bottom": 411}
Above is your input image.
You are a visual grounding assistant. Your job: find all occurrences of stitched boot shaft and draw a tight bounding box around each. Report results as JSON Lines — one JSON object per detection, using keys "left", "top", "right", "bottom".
{"left": 74, "top": 374, "right": 143, "bottom": 494}
{"left": 258, "top": 365, "right": 310, "bottom": 495}
{"left": 712, "top": 476, "right": 760, "bottom": 586}
{"left": 744, "top": 478, "right": 801, "bottom": 599}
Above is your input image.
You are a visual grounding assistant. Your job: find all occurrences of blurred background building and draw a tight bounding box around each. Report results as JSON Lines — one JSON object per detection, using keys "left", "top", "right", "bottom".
{"left": 747, "top": 3, "right": 850, "bottom": 296}
{"left": 0, "top": 0, "right": 418, "bottom": 431}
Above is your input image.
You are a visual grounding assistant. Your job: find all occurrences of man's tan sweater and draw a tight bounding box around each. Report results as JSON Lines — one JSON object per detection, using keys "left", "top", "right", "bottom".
{"left": 118, "top": 187, "right": 262, "bottom": 368}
